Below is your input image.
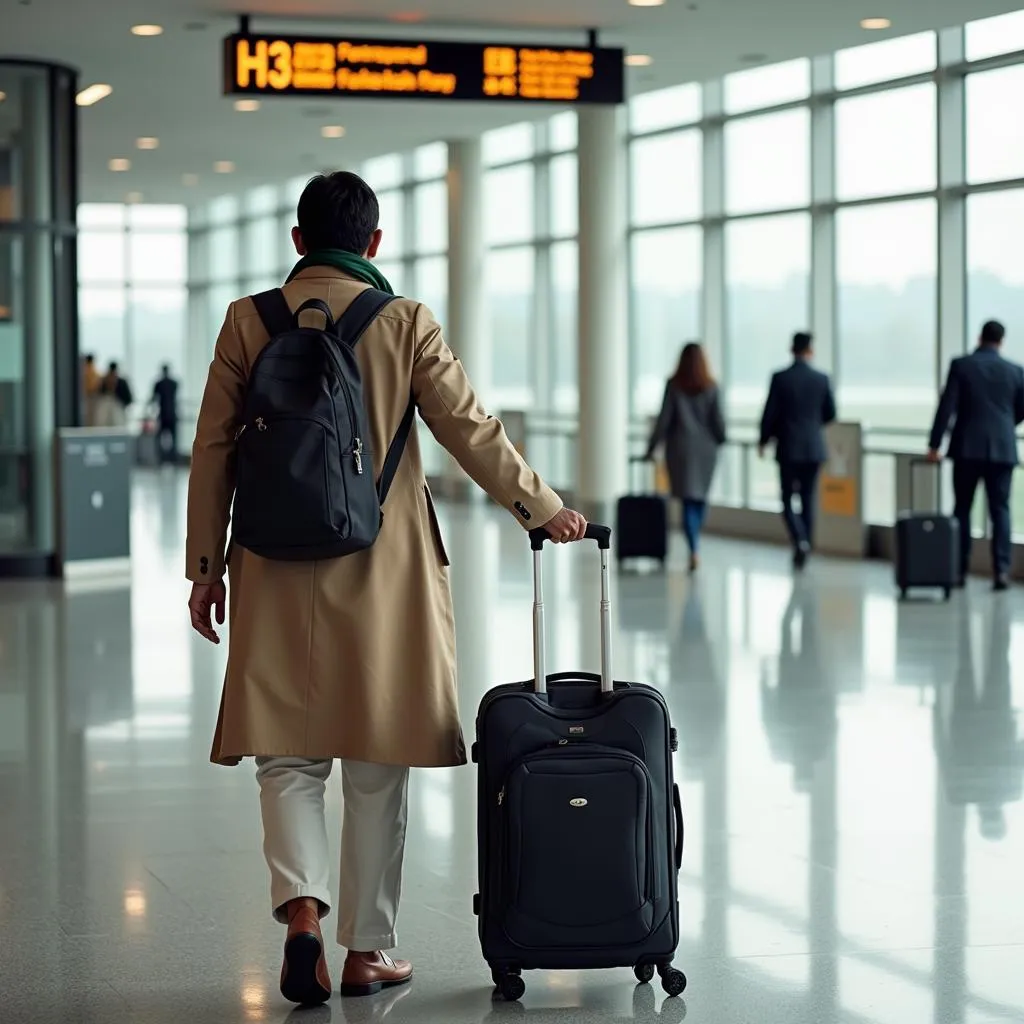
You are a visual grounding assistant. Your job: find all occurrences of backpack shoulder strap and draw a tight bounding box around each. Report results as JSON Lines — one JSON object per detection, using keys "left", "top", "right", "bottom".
{"left": 251, "top": 289, "right": 293, "bottom": 337}
{"left": 377, "top": 398, "right": 415, "bottom": 506}
{"left": 336, "top": 288, "right": 395, "bottom": 347}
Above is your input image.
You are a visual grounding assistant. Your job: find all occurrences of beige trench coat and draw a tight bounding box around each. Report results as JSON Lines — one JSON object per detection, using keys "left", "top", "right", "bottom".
{"left": 186, "top": 268, "right": 562, "bottom": 768}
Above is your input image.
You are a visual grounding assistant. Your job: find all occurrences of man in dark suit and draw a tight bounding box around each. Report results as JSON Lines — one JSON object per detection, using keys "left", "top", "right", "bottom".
{"left": 759, "top": 332, "right": 837, "bottom": 568}
{"left": 152, "top": 364, "right": 180, "bottom": 465}
{"left": 928, "top": 320, "right": 1024, "bottom": 591}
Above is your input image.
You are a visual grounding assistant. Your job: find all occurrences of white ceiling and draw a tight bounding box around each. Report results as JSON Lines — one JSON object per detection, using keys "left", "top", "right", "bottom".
{"left": 2, "top": 0, "right": 1021, "bottom": 205}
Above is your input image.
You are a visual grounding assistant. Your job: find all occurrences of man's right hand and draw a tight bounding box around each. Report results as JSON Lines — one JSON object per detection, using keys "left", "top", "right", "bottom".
{"left": 542, "top": 507, "right": 588, "bottom": 544}
{"left": 926, "top": 448, "right": 942, "bottom": 464}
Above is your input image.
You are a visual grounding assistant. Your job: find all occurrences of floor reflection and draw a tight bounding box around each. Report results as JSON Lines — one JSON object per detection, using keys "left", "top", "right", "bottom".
{"left": 0, "top": 470, "right": 1022, "bottom": 1024}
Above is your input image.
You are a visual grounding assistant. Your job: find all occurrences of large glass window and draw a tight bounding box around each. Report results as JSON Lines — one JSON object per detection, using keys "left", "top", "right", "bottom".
{"left": 484, "top": 164, "right": 535, "bottom": 244}
{"left": 550, "top": 154, "right": 578, "bottom": 238}
{"left": 414, "top": 180, "right": 447, "bottom": 253}
{"left": 834, "top": 32, "right": 936, "bottom": 90}
{"left": 486, "top": 247, "right": 534, "bottom": 408}
{"left": 966, "top": 10, "right": 1024, "bottom": 61}
{"left": 724, "top": 59, "right": 810, "bottom": 114}
{"left": 629, "top": 82, "right": 702, "bottom": 133}
{"left": 550, "top": 242, "right": 578, "bottom": 413}
{"left": 630, "top": 226, "right": 702, "bottom": 415}
{"left": 630, "top": 131, "right": 701, "bottom": 226}
{"left": 836, "top": 200, "right": 937, "bottom": 429}
{"left": 725, "top": 214, "right": 810, "bottom": 420}
{"left": 483, "top": 123, "right": 534, "bottom": 165}
{"left": 967, "top": 190, "right": 1024, "bottom": 350}
{"left": 966, "top": 66, "right": 1024, "bottom": 185}
{"left": 376, "top": 191, "right": 404, "bottom": 256}
{"left": 835, "top": 84, "right": 936, "bottom": 200}
{"left": 725, "top": 109, "right": 810, "bottom": 214}
{"left": 414, "top": 256, "right": 448, "bottom": 328}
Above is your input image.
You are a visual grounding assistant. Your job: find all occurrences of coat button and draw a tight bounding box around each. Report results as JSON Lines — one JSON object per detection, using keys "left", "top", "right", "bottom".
{"left": 514, "top": 501, "right": 531, "bottom": 521}
{"left": 200, "top": 557, "right": 209, "bottom": 575}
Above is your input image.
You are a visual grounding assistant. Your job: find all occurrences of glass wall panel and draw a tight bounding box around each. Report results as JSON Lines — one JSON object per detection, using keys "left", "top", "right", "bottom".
{"left": 630, "top": 131, "right": 701, "bottom": 226}
{"left": 629, "top": 83, "right": 702, "bottom": 133}
{"left": 551, "top": 242, "right": 578, "bottom": 413}
{"left": 834, "top": 32, "right": 936, "bottom": 90}
{"left": 484, "top": 164, "right": 535, "bottom": 244}
{"left": 835, "top": 84, "right": 936, "bottom": 200}
{"left": 129, "top": 287, "right": 187, "bottom": 392}
{"left": 376, "top": 191, "right": 404, "bottom": 256}
{"left": 79, "top": 232, "right": 126, "bottom": 283}
{"left": 243, "top": 216, "right": 280, "bottom": 277}
{"left": 966, "top": 10, "right": 1024, "bottom": 61}
{"left": 966, "top": 66, "right": 1024, "bottom": 185}
{"left": 413, "top": 142, "right": 447, "bottom": 180}
{"left": 414, "top": 180, "right": 447, "bottom": 253}
{"left": 836, "top": 200, "right": 937, "bottom": 429}
{"left": 483, "top": 123, "right": 535, "bottom": 165}
{"left": 630, "top": 226, "right": 702, "bottom": 415}
{"left": 967, "top": 190, "right": 1024, "bottom": 350}
{"left": 549, "top": 154, "right": 578, "bottom": 238}
{"left": 725, "top": 109, "right": 810, "bottom": 214}
{"left": 129, "top": 231, "right": 187, "bottom": 284}
{"left": 724, "top": 59, "right": 810, "bottom": 114}
{"left": 486, "top": 247, "right": 534, "bottom": 408}
{"left": 548, "top": 112, "right": 578, "bottom": 152}
{"left": 725, "top": 213, "right": 810, "bottom": 421}
{"left": 414, "top": 256, "right": 448, "bottom": 327}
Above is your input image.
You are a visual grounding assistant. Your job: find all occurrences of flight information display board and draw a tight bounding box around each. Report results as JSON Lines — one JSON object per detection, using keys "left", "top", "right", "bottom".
{"left": 223, "top": 34, "right": 625, "bottom": 105}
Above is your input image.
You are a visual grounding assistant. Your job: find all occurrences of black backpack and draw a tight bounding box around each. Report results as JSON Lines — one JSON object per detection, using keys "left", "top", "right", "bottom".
{"left": 231, "top": 287, "right": 414, "bottom": 561}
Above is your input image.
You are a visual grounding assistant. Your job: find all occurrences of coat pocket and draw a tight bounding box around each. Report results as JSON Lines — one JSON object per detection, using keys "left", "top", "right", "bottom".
{"left": 423, "top": 485, "right": 450, "bottom": 566}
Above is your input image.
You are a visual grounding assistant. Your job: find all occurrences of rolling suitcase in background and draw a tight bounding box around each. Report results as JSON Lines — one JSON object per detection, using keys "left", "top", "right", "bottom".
{"left": 472, "top": 525, "right": 686, "bottom": 1002}
{"left": 616, "top": 457, "right": 669, "bottom": 566}
{"left": 895, "top": 457, "right": 960, "bottom": 600}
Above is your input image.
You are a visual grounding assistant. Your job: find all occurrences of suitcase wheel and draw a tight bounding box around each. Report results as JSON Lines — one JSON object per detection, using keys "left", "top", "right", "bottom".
{"left": 492, "top": 969, "right": 525, "bottom": 1002}
{"left": 634, "top": 963, "right": 656, "bottom": 984}
{"left": 659, "top": 965, "right": 687, "bottom": 997}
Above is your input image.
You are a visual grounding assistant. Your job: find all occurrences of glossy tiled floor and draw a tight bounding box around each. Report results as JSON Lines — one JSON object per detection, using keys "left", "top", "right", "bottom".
{"left": 2, "top": 471, "right": 1023, "bottom": 1024}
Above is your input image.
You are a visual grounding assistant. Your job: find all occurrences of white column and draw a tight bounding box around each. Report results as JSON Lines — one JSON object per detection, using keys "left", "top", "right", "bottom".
{"left": 444, "top": 139, "right": 487, "bottom": 492}
{"left": 446, "top": 139, "right": 487, "bottom": 389}
{"left": 577, "top": 106, "right": 628, "bottom": 521}
{"left": 810, "top": 55, "right": 837, "bottom": 377}
{"left": 701, "top": 79, "right": 726, "bottom": 383}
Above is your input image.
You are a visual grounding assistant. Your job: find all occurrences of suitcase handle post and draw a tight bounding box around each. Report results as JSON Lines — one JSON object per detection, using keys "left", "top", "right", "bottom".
{"left": 907, "top": 457, "right": 942, "bottom": 514}
{"left": 527, "top": 525, "right": 614, "bottom": 697}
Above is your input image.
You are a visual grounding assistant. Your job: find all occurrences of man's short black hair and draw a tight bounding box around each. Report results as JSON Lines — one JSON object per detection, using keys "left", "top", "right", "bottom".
{"left": 981, "top": 320, "right": 1006, "bottom": 346}
{"left": 792, "top": 331, "right": 813, "bottom": 356}
{"left": 297, "top": 171, "right": 380, "bottom": 254}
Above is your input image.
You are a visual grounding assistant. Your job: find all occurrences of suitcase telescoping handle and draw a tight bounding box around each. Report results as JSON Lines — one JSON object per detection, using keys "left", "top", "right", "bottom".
{"left": 527, "top": 525, "right": 614, "bottom": 697}
{"left": 907, "top": 456, "right": 942, "bottom": 514}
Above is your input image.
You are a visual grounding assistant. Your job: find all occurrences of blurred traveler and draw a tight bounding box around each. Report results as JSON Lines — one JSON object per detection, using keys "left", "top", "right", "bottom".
{"left": 81, "top": 353, "right": 101, "bottom": 426}
{"left": 97, "top": 361, "right": 134, "bottom": 427}
{"left": 758, "top": 332, "right": 837, "bottom": 569}
{"left": 645, "top": 342, "right": 726, "bottom": 572}
{"left": 928, "top": 320, "right": 1024, "bottom": 591}
{"left": 185, "top": 171, "right": 587, "bottom": 1006}
{"left": 151, "top": 364, "right": 180, "bottom": 464}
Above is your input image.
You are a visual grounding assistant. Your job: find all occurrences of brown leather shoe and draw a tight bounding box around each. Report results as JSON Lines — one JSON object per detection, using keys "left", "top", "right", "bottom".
{"left": 280, "top": 898, "right": 332, "bottom": 1006}
{"left": 340, "top": 951, "right": 413, "bottom": 997}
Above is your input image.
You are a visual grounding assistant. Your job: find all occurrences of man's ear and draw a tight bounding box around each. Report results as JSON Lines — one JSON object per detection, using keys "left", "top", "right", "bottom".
{"left": 365, "top": 228, "right": 383, "bottom": 259}
{"left": 291, "top": 226, "right": 307, "bottom": 256}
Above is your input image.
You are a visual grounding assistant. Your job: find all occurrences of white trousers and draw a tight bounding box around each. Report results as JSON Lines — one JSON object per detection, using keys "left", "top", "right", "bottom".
{"left": 255, "top": 756, "right": 410, "bottom": 951}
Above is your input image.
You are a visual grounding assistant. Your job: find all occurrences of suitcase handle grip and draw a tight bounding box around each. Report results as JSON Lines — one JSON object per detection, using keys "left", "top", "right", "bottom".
{"left": 673, "top": 784, "right": 684, "bottom": 870}
{"left": 528, "top": 524, "right": 612, "bottom": 551}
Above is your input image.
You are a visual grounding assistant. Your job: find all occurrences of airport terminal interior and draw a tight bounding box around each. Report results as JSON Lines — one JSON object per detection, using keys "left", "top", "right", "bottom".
{"left": 4, "top": 1, "right": 1024, "bottom": 1021}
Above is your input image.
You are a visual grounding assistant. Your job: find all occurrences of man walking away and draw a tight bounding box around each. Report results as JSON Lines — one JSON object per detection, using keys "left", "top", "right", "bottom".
{"left": 758, "top": 332, "right": 837, "bottom": 569}
{"left": 928, "top": 320, "right": 1024, "bottom": 591}
{"left": 152, "top": 364, "right": 180, "bottom": 465}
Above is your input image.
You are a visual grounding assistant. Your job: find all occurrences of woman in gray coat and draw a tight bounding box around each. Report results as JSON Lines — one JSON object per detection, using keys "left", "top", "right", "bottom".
{"left": 646, "top": 343, "right": 727, "bottom": 571}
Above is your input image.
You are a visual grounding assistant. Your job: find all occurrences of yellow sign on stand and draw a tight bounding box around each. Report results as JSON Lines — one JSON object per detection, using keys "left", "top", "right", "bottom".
{"left": 820, "top": 475, "right": 857, "bottom": 518}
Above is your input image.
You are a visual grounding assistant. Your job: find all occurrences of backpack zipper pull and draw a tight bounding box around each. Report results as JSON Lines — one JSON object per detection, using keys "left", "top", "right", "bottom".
{"left": 353, "top": 437, "right": 364, "bottom": 475}
{"left": 497, "top": 787, "right": 505, "bottom": 807}
{"left": 234, "top": 424, "right": 247, "bottom": 441}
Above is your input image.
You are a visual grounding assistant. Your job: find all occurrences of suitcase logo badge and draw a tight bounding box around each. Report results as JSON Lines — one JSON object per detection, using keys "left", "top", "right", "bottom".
{"left": 569, "top": 726, "right": 585, "bottom": 735}
{"left": 569, "top": 797, "right": 588, "bottom": 808}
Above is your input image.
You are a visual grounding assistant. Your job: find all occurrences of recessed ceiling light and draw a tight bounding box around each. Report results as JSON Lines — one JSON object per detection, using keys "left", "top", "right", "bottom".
{"left": 136, "top": 137, "right": 159, "bottom": 150}
{"left": 76, "top": 83, "right": 113, "bottom": 107}
{"left": 389, "top": 10, "right": 426, "bottom": 20}
{"left": 321, "top": 125, "right": 346, "bottom": 139}
{"left": 126, "top": 192, "right": 144, "bottom": 204}
{"left": 234, "top": 98, "right": 261, "bottom": 112}
{"left": 0, "top": 92, "right": 6, "bottom": 103}
{"left": 860, "top": 17, "right": 892, "bottom": 29}
{"left": 214, "top": 160, "right": 235, "bottom": 173}
{"left": 629, "top": 0, "right": 666, "bottom": 6}
{"left": 131, "top": 24, "right": 164, "bottom": 36}
{"left": 625, "top": 54, "right": 654, "bottom": 67}
{"left": 182, "top": 173, "right": 199, "bottom": 186}
{"left": 108, "top": 158, "right": 131, "bottom": 172}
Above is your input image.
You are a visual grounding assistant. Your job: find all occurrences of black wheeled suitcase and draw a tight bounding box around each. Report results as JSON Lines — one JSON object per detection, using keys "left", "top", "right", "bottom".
{"left": 895, "top": 458, "right": 960, "bottom": 600}
{"left": 616, "top": 458, "right": 669, "bottom": 565}
{"left": 472, "top": 525, "right": 686, "bottom": 1002}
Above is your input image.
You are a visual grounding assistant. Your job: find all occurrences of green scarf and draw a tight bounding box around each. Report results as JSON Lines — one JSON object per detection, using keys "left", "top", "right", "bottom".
{"left": 286, "top": 249, "right": 394, "bottom": 294}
